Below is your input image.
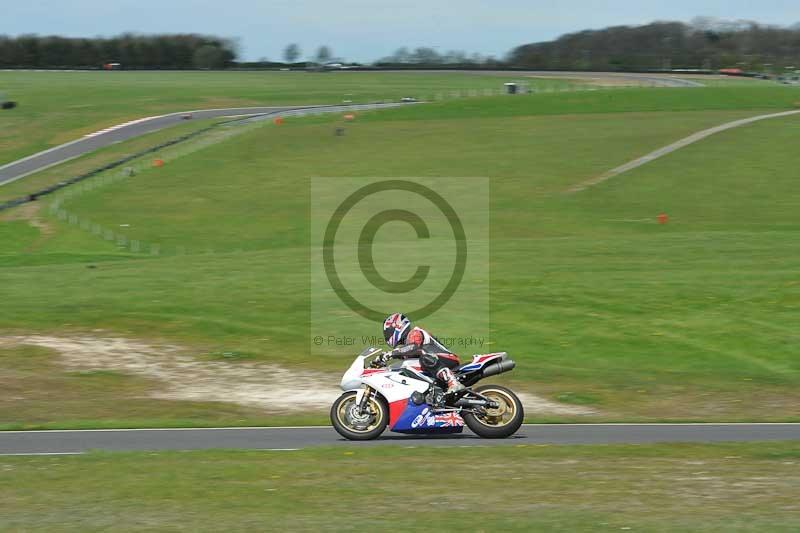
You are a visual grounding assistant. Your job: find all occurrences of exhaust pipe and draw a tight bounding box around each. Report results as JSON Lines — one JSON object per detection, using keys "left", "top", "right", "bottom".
{"left": 480, "top": 359, "right": 515, "bottom": 379}
{"left": 453, "top": 398, "right": 490, "bottom": 407}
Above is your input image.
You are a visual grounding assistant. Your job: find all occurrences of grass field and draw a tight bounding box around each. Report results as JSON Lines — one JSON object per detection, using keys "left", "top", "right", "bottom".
{"left": 1, "top": 81, "right": 799, "bottom": 427}
{"left": 0, "top": 70, "right": 581, "bottom": 165}
{"left": 0, "top": 70, "right": 770, "bottom": 166}
{"left": 1, "top": 442, "right": 799, "bottom": 531}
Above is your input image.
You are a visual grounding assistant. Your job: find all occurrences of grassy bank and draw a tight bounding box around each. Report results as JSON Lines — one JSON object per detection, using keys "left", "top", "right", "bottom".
{"left": 1, "top": 88, "right": 798, "bottom": 426}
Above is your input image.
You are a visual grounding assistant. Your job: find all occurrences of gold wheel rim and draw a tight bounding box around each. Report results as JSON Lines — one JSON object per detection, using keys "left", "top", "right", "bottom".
{"left": 337, "top": 394, "right": 384, "bottom": 433}
{"left": 476, "top": 389, "right": 517, "bottom": 427}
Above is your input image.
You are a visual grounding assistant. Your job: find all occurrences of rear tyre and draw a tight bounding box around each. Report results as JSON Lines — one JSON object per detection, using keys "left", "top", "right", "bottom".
{"left": 463, "top": 385, "right": 524, "bottom": 438}
{"left": 330, "top": 390, "right": 388, "bottom": 441}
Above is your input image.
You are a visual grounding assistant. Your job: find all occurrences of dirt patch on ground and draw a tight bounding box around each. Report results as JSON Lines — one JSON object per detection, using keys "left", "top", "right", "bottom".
{"left": 1, "top": 201, "right": 47, "bottom": 229}
{"left": 0, "top": 338, "right": 17, "bottom": 349}
{"left": 516, "top": 392, "right": 593, "bottom": 415}
{"left": 1, "top": 202, "right": 55, "bottom": 249}
{"left": 6, "top": 335, "right": 338, "bottom": 412}
{"left": 2, "top": 335, "right": 592, "bottom": 416}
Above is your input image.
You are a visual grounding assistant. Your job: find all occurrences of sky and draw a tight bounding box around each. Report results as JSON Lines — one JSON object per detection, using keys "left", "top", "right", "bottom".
{"left": 3, "top": 0, "right": 799, "bottom": 62}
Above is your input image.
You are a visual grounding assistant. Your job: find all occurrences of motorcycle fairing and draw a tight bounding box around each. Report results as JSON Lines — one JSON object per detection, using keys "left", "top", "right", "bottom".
{"left": 360, "top": 367, "right": 429, "bottom": 428}
{"left": 390, "top": 399, "right": 464, "bottom": 434}
{"left": 456, "top": 352, "right": 508, "bottom": 373}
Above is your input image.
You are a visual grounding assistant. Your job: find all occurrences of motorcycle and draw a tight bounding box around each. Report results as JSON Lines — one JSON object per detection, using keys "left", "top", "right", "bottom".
{"left": 330, "top": 347, "right": 524, "bottom": 440}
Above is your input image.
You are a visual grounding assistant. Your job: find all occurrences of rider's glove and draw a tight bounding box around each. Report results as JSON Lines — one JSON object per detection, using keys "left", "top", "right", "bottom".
{"left": 375, "top": 352, "right": 391, "bottom": 366}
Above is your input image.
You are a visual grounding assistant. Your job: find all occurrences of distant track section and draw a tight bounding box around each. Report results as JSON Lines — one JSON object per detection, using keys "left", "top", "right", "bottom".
{"left": 0, "top": 103, "right": 407, "bottom": 186}
{"left": 379, "top": 70, "right": 704, "bottom": 87}
{"left": 568, "top": 109, "right": 800, "bottom": 192}
{"left": 0, "top": 107, "right": 287, "bottom": 185}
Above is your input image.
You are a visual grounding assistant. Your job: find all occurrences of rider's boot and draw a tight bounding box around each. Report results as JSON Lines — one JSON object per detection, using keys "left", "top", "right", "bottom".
{"left": 437, "top": 367, "right": 465, "bottom": 395}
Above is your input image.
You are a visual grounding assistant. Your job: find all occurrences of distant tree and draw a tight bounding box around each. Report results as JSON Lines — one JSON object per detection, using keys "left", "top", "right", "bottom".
{"left": 690, "top": 16, "right": 718, "bottom": 31}
{"left": 17, "top": 35, "right": 39, "bottom": 66}
{"left": 483, "top": 55, "right": 501, "bottom": 68}
{"left": 442, "top": 50, "right": 467, "bottom": 64}
{"left": 393, "top": 46, "right": 411, "bottom": 63}
{"left": 411, "top": 47, "right": 440, "bottom": 64}
{"left": 283, "top": 43, "right": 301, "bottom": 63}
{"left": 192, "top": 44, "right": 226, "bottom": 69}
{"left": 315, "top": 45, "right": 332, "bottom": 63}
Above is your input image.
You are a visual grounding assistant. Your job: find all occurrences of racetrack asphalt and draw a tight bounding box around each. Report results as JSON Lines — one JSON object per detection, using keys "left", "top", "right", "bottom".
{"left": 1, "top": 424, "right": 799, "bottom": 454}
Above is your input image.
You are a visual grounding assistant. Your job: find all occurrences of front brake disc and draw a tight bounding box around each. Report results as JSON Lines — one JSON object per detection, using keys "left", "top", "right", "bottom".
{"left": 347, "top": 405, "right": 374, "bottom": 429}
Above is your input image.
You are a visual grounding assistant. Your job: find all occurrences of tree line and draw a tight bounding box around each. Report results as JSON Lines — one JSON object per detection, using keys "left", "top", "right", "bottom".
{"left": 508, "top": 18, "right": 800, "bottom": 72}
{"left": 0, "top": 34, "right": 237, "bottom": 69}
{"left": 3, "top": 19, "right": 799, "bottom": 72}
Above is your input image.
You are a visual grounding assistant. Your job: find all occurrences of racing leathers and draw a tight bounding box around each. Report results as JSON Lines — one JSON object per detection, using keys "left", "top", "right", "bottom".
{"left": 388, "top": 327, "right": 464, "bottom": 394}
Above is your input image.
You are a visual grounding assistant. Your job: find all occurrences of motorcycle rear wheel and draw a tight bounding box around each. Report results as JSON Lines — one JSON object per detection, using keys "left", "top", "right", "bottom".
{"left": 462, "top": 384, "right": 524, "bottom": 438}
{"left": 330, "top": 390, "right": 388, "bottom": 441}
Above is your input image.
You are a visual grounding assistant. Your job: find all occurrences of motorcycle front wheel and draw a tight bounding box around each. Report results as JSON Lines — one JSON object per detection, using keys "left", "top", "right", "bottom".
{"left": 462, "top": 384, "right": 524, "bottom": 438}
{"left": 330, "top": 390, "right": 388, "bottom": 441}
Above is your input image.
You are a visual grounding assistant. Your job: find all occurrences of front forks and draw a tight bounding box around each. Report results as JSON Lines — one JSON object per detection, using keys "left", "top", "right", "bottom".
{"left": 355, "top": 386, "right": 373, "bottom": 415}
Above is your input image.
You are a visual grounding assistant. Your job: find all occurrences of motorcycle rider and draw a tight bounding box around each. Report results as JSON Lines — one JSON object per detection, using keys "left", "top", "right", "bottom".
{"left": 382, "top": 312, "right": 465, "bottom": 394}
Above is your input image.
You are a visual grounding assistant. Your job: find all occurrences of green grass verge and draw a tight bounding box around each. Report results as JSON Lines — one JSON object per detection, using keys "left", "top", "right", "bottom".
{"left": 1, "top": 442, "right": 799, "bottom": 531}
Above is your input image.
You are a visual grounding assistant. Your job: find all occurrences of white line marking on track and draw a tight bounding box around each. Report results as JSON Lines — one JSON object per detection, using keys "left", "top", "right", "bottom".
{"left": 0, "top": 452, "right": 84, "bottom": 456}
{"left": 82, "top": 115, "right": 165, "bottom": 138}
